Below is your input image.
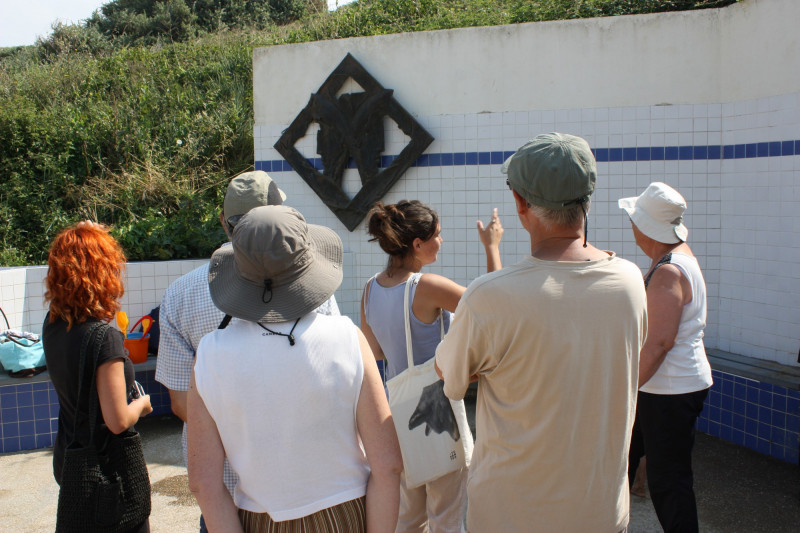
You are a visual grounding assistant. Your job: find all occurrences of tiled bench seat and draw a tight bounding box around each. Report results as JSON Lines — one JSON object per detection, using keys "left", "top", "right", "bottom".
{"left": 699, "top": 349, "right": 800, "bottom": 464}
{"left": 0, "top": 357, "right": 171, "bottom": 454}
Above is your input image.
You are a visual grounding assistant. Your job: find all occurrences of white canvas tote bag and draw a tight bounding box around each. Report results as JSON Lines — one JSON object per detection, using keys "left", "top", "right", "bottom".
{"left": 385, "top": 274, "right": 473, "bottom": 488}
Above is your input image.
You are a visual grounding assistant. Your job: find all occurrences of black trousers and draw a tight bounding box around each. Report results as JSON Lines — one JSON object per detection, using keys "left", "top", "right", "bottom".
{"left": 628, "top": 388, "right": 709, "bottom": 533}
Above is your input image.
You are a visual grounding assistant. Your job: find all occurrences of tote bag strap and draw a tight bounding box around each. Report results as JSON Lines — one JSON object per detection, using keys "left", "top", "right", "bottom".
{"left": 0, "top": 305, "right": 10, "bottom": 331}
{"left": 69, "top": 322, "right": 109, "bottom": 447}
{"left": 403, "top": 273, "right": 444, "bottom": 370}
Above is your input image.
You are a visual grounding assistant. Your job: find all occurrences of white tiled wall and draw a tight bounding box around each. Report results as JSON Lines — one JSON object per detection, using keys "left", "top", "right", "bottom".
{"left": 254, "top": 92, "right": 800, "bottom": 367}
{"left": 3, "top": 94, "right": 798, "bottom": 365}
{"left": 0, "top": 260, "right": 208, "bottom": 335}
{"left": 251, "top": 1, "right": 800, "bottom": 367}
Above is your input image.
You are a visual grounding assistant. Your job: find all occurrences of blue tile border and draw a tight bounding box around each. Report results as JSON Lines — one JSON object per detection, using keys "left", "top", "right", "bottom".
{"left": 698, "top": 370, "right": 800, "bottom": 465}
{"left": 257, "top": 138, "right": 800, "bottom": 172}
{"left": 4, "top": 363, "right": 796, "bottom": 464}
{"left": 1, "top": 366, "right": 172, "bottom": 454}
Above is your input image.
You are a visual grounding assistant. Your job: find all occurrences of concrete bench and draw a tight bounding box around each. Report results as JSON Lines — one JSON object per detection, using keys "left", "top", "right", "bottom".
{"left": 699, "top": 349, "right": 800, "bottom": 464}
{"left": 707, "top": 348, "right": 800, "bottom": 391}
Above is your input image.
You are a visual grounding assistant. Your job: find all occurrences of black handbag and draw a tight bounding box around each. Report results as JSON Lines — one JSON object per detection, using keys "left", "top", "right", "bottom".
{"left": 55, "top": 322, "right": 151, "bottom": 533}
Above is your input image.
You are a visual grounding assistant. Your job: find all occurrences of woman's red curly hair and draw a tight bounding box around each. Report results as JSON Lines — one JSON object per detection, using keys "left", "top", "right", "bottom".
{"left": 45, "top": 222, "right": 126, "bottom": 329}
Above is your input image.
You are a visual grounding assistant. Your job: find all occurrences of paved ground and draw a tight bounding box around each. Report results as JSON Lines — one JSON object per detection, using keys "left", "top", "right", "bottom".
{"left": 1, "top": 410, "right": 798, "bottom": 532}
{"left": 0, "top": 415, "right": 200, "bottom": 532}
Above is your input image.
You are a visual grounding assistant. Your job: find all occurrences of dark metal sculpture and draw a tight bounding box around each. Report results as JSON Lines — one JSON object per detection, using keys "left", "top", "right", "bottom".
{"left": 274, "top": 53, "right": 434, "bottom": 231}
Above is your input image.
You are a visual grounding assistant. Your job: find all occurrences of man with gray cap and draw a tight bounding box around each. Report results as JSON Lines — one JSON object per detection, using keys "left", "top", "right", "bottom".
{"left": 435, "top": 133, "right": 647, "bottom": 532}
{"left": 155, "top": 170, "right": 339, "bottom": 532}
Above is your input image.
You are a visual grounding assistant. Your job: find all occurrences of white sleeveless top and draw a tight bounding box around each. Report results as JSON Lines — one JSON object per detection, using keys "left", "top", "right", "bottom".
{"left": 194, "top": 313, "right": 369, "bottom": 521}
{"left": 640, "top": 252, "right": 713, "bottom": 395}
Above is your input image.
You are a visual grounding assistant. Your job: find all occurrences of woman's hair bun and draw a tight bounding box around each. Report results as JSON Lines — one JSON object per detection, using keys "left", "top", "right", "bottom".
{"left": 367, "top": 200, "right": 438, "bottom": 257}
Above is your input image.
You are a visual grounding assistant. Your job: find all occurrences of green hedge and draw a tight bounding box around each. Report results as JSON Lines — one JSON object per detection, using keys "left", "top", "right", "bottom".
{"left": 0, "top": 39, "right": 254, "bottom": 264}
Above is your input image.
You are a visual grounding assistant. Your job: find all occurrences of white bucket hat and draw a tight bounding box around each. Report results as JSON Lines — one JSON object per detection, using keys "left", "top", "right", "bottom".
{"left": 618, "top": 182, "right": 688, "bottom": 244}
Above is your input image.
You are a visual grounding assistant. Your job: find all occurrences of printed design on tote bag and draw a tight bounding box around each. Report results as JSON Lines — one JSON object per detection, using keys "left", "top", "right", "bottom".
{"left": 408, "top": 379, "right": 461, "bottom": 442}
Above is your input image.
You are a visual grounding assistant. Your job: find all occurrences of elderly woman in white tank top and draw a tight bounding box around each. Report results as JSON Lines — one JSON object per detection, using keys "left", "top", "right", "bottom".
{"left": 619, "top": 182, "right": 712, "bottom": 533}
{"left": 360, "top": 200, "right": 503, "bottom": 533}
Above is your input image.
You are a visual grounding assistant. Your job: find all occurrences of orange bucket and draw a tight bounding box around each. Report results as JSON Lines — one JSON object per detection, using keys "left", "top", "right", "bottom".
{"left": 124, "top": 332, "right": 150, "bottom": 364}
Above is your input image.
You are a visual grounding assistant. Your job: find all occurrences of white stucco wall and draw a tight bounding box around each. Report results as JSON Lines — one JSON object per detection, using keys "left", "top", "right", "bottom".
{"left": 251, "top": 0, "right": 800, "bottom": 366}
{"left": 254, "top": 0, "right": 799, "bottom": 120}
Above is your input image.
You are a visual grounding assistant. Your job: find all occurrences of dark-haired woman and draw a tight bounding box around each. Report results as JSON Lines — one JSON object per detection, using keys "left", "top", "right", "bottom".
{"left": 360, "top": 200, "right": 502, "bottom": 533}
{"left": 43, "top": 221, "right": 153, "bottom": 533}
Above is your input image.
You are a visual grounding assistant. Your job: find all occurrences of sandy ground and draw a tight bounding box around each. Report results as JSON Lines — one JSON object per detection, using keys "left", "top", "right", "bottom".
{"left": 2, "top": 408, "right": 798, "bottom": 532}
{"left": 0, "top": 415, "right": 200, "bottom": 532}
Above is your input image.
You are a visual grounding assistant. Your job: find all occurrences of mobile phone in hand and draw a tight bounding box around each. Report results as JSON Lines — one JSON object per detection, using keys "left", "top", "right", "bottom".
{"left": 130, "top": 380, "right": 145, "bottom": 400}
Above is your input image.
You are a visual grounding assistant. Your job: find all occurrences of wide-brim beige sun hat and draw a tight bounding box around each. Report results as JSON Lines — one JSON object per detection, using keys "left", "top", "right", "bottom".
{"left": 618, "top": 182, "right": 689, "bottom": 244}
{"left": 208, "top": 205, "right": 343, "bottom": 323}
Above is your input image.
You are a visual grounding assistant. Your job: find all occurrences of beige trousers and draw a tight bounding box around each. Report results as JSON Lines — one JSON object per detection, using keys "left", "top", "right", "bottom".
{"left": 396, "top": 467, "right": 467, "bottom": 533}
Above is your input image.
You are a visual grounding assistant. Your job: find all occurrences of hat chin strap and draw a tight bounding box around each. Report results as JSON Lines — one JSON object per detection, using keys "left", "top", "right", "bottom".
{"left": 257, "top": 318, "right": 301, "bottom": 346}
{"left": 262, "top": 279, "right": 273, "bottom": 304}
{"left": 581, "top": 202, "right": 588, "bottom": 248}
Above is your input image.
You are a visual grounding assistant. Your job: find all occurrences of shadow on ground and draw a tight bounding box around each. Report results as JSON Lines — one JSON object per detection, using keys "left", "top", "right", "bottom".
{"left": 693, "top": 432, "right": 800, "bottom": 532}
{"left": 462, "top": 389, "right": 799, "bottom": 532}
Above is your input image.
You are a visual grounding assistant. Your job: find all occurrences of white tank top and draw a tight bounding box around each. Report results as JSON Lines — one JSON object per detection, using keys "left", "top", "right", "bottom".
{"left": 194, "top": 313, "right": 369, "bottom": 521}
{"left": 640, "top": 252, "right": 713, "bottom": 394}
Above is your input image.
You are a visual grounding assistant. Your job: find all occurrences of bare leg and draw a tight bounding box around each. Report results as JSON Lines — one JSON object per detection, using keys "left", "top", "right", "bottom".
{"left": 631, "top": 456, "right": 647, "bottom": 498}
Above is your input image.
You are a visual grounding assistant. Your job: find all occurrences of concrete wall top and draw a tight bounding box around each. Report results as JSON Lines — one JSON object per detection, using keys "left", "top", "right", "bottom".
{"left": 254, "top": 0, "right": 799, "bottom": 124}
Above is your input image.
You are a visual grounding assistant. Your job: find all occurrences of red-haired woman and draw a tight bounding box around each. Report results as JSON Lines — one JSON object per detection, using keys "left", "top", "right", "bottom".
{"left": 43, "top": 221, "right": 153, "bottom": 533}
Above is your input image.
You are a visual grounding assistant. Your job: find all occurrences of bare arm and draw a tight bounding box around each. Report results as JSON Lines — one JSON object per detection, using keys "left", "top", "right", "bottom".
{"left": 360, "top": 281, "right": 386, "bottom": 362}
{"left": 639, "top": 265, "right": 690, "bottom": 387}
{"left": 413, "top": 273, "right": 466, "bottom": 323}
{"left": 356, "top": 330, "right": 402, "bottom": 532}
{"left": 96, "top": 359, "right": 152, "bottom": 434}
{"left": 187, "top": 371, "right": 243, "bottom": 533}
{"left": 167, "top": 389, "right": 187, "bottom": 422}
{"left": 476, "top": 207, "right": 504, "bottom": 272}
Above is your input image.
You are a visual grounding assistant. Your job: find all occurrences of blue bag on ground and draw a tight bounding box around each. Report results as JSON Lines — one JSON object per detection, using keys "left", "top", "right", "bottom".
{"left": 0, "top": 333, "right": 46, "bottom": 374}
{"left": 0, "top": 306, "right": 46, "bottom": 377}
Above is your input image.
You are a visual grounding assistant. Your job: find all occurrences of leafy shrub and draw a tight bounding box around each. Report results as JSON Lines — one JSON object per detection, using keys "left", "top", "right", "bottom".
{"left": 88, "top": 0, "right": 198, "bottom": 46}
{"left": 0, "top": 38, "right": 256, "bottom": 264}
{"left": 37, "top": 23, "right": 111, "bottom": 61}
{"left": 85, "top": 0, "right": 326, "bottom": 46}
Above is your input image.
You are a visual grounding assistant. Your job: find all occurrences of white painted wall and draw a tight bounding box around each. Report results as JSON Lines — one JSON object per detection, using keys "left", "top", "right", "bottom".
{"left": 254, "top": 0, "right": 799, "bottom": 122}
{"left": 252, "top": 0, "right": 800, "bottom": 366}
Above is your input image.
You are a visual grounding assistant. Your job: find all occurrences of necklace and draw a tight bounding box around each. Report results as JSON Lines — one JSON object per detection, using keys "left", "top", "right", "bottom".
{"left": 257, "top": 317, "right": 301, "bottom": 346}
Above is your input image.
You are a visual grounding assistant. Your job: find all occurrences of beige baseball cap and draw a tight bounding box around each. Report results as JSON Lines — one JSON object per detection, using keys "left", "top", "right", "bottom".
{"left": 223, "top": 171, "right": 286, "bottom": 224}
